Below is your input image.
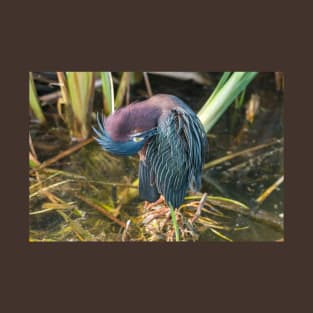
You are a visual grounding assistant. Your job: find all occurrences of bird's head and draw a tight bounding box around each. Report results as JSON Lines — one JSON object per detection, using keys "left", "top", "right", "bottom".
{"left": 93, "top": 103, "right": 159, "bottom": 156}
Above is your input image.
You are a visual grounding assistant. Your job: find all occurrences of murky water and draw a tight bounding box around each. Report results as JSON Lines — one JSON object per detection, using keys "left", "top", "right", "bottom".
{"left": 29, "top": 72, "right": 284, "bottom": 241}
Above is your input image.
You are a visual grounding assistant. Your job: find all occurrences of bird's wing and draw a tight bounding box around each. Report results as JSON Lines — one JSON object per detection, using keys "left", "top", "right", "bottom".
{"left": 180, "top": 107, "right": 208, "bottom": 191}
{"left": 146, "top": 108, "right": 194, "bottom": 208}
{"left": 138, "top": 160, "right": 160, "bottom": 202}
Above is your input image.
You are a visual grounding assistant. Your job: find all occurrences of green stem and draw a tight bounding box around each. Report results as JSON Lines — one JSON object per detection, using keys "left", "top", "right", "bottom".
{"left": 100, "top": 72, "right": 115, "bottom": 115}
{"left": 169, "top": 204, "right": 180, "bottom": 241}
{"left": 115, "top": 72, "right": 130, "bottom": 108}
{"left": 29, "top": 72, "right": 46, "bottom": 124}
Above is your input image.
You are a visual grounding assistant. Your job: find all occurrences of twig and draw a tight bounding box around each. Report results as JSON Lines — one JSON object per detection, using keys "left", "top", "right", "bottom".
{"left": 30, "top": 180, "right": 71, "bottom": 199}
{"left": 226, "top": 147, "right": 283, "bottom": 173}
{"left": 207, "top": 197, "right": 284, "bottom": 231}
{"left": 39, "top": 90, "right": 62, "bottom": 105}
{"left": 209, "top": 228, "right": 233, "bottom": 242}
{"left": 126, "top": 80, "right": 130, "bottom": 105}
{"left": 36, "top": 137, "right": 94, "bottom": 170}
{"left": 275, "top": 72, "right": 284, "bottom": 91}
{"left": 29, "top": 133, "right": 38, "bottom": 160}
{"left": 122, "top": 220, "right": 131, "bottom": 241}
{"left": 256, "top": 176, "right": 284, "bottom": 204}
{"left": 148, "top": 72, "right": 211, "bottom": 85}
{"left": 204, "top": 139, "right": 282, "bottom": 170}
{"left": 75, "top": 194, "right": 126, "bottom": 228}
{"left": 143, "top": 72, "right": 153, "bottom": 97}
{"left": 191, "top": 193, "right": 207, "bottom": 223}
{"left": 42, "top": 169, "right": 139, "bottom": 188}
{"left": 29, "top": 203, "right": 75, "bottom": 215}
{"left": 39, "top": 79, "right": 104, "bottom": 105}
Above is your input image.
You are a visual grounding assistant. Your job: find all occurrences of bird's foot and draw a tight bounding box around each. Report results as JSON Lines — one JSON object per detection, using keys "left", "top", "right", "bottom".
{"left": 144, "top": 196, "right": 165, "bottom": 211}
{"left": 141, "top": 205, "right": 169, "bottom": 225}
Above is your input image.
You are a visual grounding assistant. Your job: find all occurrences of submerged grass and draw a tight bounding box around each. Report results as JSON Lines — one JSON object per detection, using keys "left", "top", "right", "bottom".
{"left": 29, "top": 160, "right": 254, "bottom": 242}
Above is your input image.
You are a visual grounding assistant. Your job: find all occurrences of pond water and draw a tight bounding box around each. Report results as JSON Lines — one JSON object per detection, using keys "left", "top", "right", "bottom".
{"left": 29, "top": 72, "right": 284, "bottom": 242}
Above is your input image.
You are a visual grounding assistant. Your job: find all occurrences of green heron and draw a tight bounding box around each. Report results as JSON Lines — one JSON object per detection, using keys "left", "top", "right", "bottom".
{"left": 93, "top": 94, "right": 208, "bottom": 209}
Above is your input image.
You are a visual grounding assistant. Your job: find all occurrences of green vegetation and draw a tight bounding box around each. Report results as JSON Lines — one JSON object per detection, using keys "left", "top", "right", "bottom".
{"left": 29, "top": 72, "right": 284, "bottom": 242}
{"left": 29, "top": 72, "right": 46, "bottom": 124}
{"left": 100, "top": 72, "right": 115, "bottom": 115}
{"left": 198, "top": 72, "right": 258, "bottom": 132}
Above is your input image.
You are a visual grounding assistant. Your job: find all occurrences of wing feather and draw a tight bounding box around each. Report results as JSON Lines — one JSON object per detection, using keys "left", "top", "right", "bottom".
{"left": 140, "top": 99, "right": 208, "bottom": 208}
{"left": 146, "top": 108, "right": 202, "bottom": 208}
{"left": 138, "top": 160, "right": 160, "bottom": 202}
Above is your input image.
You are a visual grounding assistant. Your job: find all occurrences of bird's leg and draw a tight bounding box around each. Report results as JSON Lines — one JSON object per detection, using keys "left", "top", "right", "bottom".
{"left": 141, "top": 203, "right": 169, "bottom": 225}
{"left": 144, "top": 195, "right": 165, "bottom": 210}
{"left": 141, "top": 196, "right": 170, "bottom": 225}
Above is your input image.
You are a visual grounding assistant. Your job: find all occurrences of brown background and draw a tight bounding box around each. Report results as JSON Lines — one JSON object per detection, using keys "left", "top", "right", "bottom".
{"left": 1, "top": 1, "right": 312, "bottom": 312}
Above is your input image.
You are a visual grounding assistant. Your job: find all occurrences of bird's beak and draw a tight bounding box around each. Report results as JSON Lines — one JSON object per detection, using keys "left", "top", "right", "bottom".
{"left": 129, "top": 128, "right": 158, "bottom": 141}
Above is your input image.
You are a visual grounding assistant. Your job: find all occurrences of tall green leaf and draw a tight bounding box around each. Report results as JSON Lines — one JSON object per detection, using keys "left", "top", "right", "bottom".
{"left": 197, "top": 72, "right": 258, "bottom": 133}
{"left": 64, "top": 72, "right": 95, "bottom": 140}
{"left": 100, "top": 72, "right": 114, "bottom": 115}
{"left": 115, "top": 72, "right": 130, "bottom": 108}
{"left": 29, "top": 72, "right": 46, "bottom": 124}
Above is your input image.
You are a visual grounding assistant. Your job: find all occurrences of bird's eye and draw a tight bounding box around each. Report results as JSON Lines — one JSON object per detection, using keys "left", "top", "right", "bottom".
{"left": 132, "top": 137, "right": 144, "bottom": 142}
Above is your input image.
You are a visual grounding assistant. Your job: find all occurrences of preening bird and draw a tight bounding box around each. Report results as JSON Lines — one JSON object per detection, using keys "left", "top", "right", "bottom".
{"left": 93, "top": 94, "right": 208, "bottom": 209}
